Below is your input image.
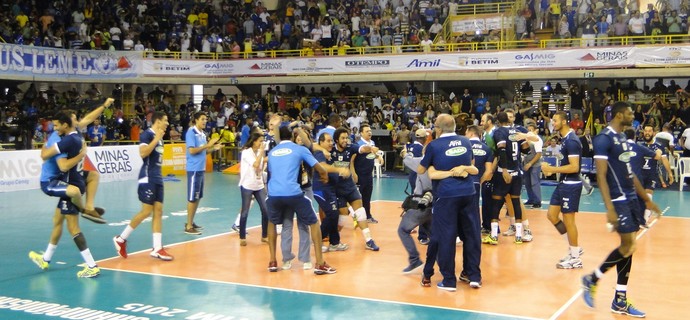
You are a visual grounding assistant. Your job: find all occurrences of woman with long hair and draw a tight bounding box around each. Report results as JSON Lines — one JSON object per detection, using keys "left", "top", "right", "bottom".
{"left": 238, "top": 132, "right": 269, "bottom": 246}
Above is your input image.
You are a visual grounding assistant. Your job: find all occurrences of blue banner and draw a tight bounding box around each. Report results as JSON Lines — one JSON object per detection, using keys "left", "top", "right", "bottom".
{"left": 0, "top": 43, "right": 140, "bottom": 79}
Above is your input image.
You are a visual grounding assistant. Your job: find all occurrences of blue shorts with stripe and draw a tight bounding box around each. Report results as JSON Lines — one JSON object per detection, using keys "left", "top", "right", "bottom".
{"left": 314, "top": 188, "right": 338, "bottom": 214}
{"left": 267, "top": 194, "right": 318, "bottom": 226}
{"left": 187, "top": 171, "right": 205, "bottom": 202}
{"left": 41, "top": 180, "right": 70, "bottom": 198}
{"left": 549, "top": 182, "right": 583, "bottom": 213}
{"left": 139, "top": 183, "right": 164, "bottom": 205}
{"left": 614, "top": 197, "right": 642, "bottom": 234}
{"left": 640, "top": 171, "right": 659, "bottom": 190}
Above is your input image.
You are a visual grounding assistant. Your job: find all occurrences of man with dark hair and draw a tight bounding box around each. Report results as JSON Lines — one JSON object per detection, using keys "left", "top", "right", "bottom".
{"left": 266, "top": 126, "right": 335, "bottom": 275}
{"left": 541, "top": 111, "right": 584, "bottom": 269}
{"left": 640, "top": 125, "right": 673, "bottom": 214}
{"left": 418, "top": 114, "right": 480, "bottom": 290}
{"left": 184, "top": 112, "right": 221, "bottom": 235}
{"left": 316, "top": 114, "right": 342, "bottom": 140}
{"left": 522, "top": 121, "right": 543, "bottom": 209}
{"left": 582, "top": 102, "right": 661, "bottom": 317}
{"left": 114, "top": 112, "right": 173, "bottom": 261}
{"left": 353, "top": 124, "right": 382, "bottom": 223}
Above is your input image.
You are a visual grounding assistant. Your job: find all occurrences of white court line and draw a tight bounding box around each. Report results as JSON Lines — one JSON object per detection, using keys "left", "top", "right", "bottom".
{"left": 547, "top": 206, "right": 670, "bottom": 320}
{"left": 96, "top": 266, "right": 540, "bottom": 320}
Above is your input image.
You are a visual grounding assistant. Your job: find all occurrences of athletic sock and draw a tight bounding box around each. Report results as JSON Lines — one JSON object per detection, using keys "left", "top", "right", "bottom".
{"left": 80, "top": 248, "right": 97, "bottom": 268}
{"left": 361, "top": 228, "right": 372, "bottom": 242}
{"left": 490, "top": 222, "right": 499, "bottom": 238}
{"left": 570, "top": 246, "right": 581, "bottom": 259}
{"left": 153, "top": 233, "right": 162, "bottom": 251}
{"left": 120, "top": 225, "right": 134, "bottom": 241}
{"left": 43, "top": 243, "right": 57, "bottom": 262}
{"left": 615, "top": 285, "right": 628, "bottom": 302}
{"left": 515, "top": 222, "right": 523, "bottom": 238}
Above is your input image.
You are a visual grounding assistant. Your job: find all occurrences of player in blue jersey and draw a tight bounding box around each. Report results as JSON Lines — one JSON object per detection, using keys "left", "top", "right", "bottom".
{"left": 640, "top": 124, "right": 673, "bottom": 223}
{"left": 184, "top": 112, "right": 221, "bottom": 235}
{"left": 582, "top": 102, "right": 661, "bottom": 318}
{"left": 541, "top": 112, "right": 584, "bottom": 269}
{"left": 352, "top": 124, "right": 383, "bottom": 223}
{"left": 418, "top": 114, "right": 479, "bottom": 291}
{"left": 485, "top": 111, "right": 530, "bottom": 244}
{"left": 331, "top": 128, "right": 380, "bottom": 251}
{"left": 266, "top": 126, "right": 335, "bottom": 275}
{"left": 465, "top": 125, "right": 494, "bottom": 233}
{"left": 113, "top": 112, "right": 173, "bottom": 261}
{"left": 623, "top": 128, "right": 661, "bottom": 229}
{"left": 29, "top": 111, "right": 101, "bottom": 278}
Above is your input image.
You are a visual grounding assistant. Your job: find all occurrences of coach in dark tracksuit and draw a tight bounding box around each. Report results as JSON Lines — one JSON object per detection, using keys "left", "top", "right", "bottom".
{"left": 353, "top": 124, "right": 381, "bottom": 222}
{"left": 418, "top": 114, "right": 481, "bottom": 291}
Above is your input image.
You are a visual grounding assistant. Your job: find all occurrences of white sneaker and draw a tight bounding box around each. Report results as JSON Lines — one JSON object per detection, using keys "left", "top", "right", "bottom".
{"left": 556, "top": 257, "right": 583, "bottom": 269}
{"left": 522, "top": 229, "right": 533, "bottom": 242}
{"left": 502, "top": 225, "right": 516, "bottom": 236}
{"left": 303, "top": 262, "right": 313, "bottom": 270}
{"left": 282, "top": 260, "right": 292, "bottom": 270}
{"left": 328, "top": 243, "right": 349, "bottom": 251}
{"left": 559, "top": 248, "right": 584, "bottom": 262}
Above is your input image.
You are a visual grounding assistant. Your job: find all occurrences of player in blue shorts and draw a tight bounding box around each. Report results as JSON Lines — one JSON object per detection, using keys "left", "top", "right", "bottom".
{"left": 184, "top": 112, "right": 221, "bottom": 235}
{"left": 29, "top": 111, "right": 101, "bottom": 278}
{"left": 113, "top": 112, "right": 173, "bottom": 261}
{"left": 541, "top": 112, "right": 584, "bottom": 269}
{"left": 582, "top": 102, "right": 661, "bottom": 317}
{"left": 640, "top": 124, "right": 673, "bottom": 223}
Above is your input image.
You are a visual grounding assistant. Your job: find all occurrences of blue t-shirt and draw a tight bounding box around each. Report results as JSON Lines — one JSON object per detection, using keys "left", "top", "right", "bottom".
{"left": 267, "top": 141, "right": 319, "bottom": 197}
{"left": 407, "top": 141, "right": 424, "bottom": 157}
{"left": 469, "top": 138, "right": 494, "bottom": 184}
{"left": 186, "top": 126, "right": 207, "bottom": 172}
{"left": 40, "top": 131, "right": 66, "bottom": 182}
{"left": 640, "top": 141, "right": 665, "bottom": 175}
{"left": 312, "top": 150, "right": 338, "bottom": 191}
{"left": 559, "top": 130, "right": 583, "bottom": 182}
{"left": 89, "top": 125, "right": 106, "bottom": 146}
{"left": 593, "top": 126, "right": 635, "bottom": 199}
{"left": 494, "top": 125, "right": 527, "bottom": 172}
{"left": 139, "top": 129, "right": 164, "bottom": 185}
{"left": 56, "top": 131, "right": 86, "bottom": 188}
{"left": 354, "top": 139, "right": 376, "bottom": 178}
{"left": 420, "top": 133, "right": 475, "bottom": 198}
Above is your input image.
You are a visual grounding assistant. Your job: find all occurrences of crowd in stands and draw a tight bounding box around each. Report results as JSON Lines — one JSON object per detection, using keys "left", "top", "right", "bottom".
{"left": 3, "top": 0, "right": 687, "bottom": 58}
{"left": 3, "top": 80, "right": 690, "bottom": 161}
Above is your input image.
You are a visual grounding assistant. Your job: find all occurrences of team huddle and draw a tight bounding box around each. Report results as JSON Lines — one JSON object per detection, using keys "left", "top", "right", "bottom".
{"left": 28, "top": 99, "right": 664, "bottom": 317}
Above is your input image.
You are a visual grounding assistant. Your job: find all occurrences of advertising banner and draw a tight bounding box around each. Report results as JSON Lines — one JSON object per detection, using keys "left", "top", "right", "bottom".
{"left": 161, "top": 143, "right": 213, "bottom": 175}
{"left": 634, "top": 46, "right": 690, "bottom": 67}
{"left": 450, "top": 13, "right": 514, "bottom": 35}
{"left": 141, "top": 59, "right": 288, "bottom": 77}
{"left": 0, "top": 43, "right": 139, "bottom": 79}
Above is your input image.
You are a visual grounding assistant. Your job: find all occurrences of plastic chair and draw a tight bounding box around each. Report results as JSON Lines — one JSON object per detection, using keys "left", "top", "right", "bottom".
{"left": 678, "top": 157, "right": 690, "bottom": 191}
{"left": 580, "top": 157, "right": 594, "bottom": 174}
{"left": 669, "top": 153, "right": 679, "bottom": 183}
{"left": 542, "top": 156, "right": 559, "bottom": 180}
{"left": 373, "top": 150, "right": 385, "bottom": 179}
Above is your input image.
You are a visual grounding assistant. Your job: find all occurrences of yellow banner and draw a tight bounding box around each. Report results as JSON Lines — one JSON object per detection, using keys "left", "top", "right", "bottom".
{"left": 162, "top": 143, "right": 214, "bottom": 175}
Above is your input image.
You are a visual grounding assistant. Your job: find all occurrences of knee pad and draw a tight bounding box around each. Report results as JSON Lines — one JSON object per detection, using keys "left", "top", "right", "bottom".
{"left": 338, "top": 214, "right": 348, "bottom": 227}
{"left": 354, "top": 207, "right": 367, "bottom": 221}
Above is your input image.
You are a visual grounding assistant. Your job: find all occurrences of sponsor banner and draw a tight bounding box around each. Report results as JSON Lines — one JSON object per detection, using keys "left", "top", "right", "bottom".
{"left": 453, "top": 48, "right": 633, "bottom": 70}
{"left": 142, "top": 59, "right": 288, "bottom": 76}
{"left": 450, "top": 14, "right": 514, "bottom": 35}
{"left": 0, "top": 145, "right": 142, "bottom": 192}
{"left": 634, "top": 46, "right": 690, "bottom": 67}
{"left": 161, "top": 143, "right": 212, "bottom": 175}
{"left": 0, "top": 43, "right": 139, "bottom": 79}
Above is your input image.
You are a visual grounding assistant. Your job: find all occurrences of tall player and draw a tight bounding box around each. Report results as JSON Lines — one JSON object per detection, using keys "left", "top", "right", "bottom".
{"left": 113, "top": 112, "right": 173, "bottom": 261}
{"left": 541, "top": 112, "right": 584, "bottom": 269}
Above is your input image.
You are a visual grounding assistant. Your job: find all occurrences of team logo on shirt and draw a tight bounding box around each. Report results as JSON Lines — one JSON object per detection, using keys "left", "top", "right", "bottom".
{"left": 473, "top": 149, "right": 487, "bottom": 156}
{"left": 618, "top": 151, "right": 636, "bottom": 163}
{"left": 508, "top": 134, "right": 518, "bottom": 141}
{"left": 445, "top": 147, "right": 468, "bottom": 156}
{"left": 272, "top": 149, "right": 293, "bottom": 157}
{"left": 366, "top": 153, "right": 376, "bottom": 159}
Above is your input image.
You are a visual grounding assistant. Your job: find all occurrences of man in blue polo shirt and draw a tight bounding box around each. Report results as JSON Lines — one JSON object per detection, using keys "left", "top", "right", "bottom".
{"left": 582, "top": 102, "right": 661, "bottom": 317}
{"left": 184, "top": 112, "right": 221, "bottom": 235}
{"left": 266, "top": 126, "right": 335, "bottom": 275}
{"left": 418, "top": 114, "right": 480, "bottom": 291}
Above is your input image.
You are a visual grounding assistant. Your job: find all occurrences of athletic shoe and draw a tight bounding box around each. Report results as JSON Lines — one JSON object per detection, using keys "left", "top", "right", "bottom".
{"left": 314, "top": 262, "right": 336, "bottom": 275}
{"left": 231, "top": 224, "right": 239, "bottom": 232}
{"left": 469, "top": 281, "right": 482, "bottom": 289}
{"left": 523, "top": 229, "right": 533, "bottom": 242}
{"left": 458, "top": 271, "right": 470, "bottom": 283}
{"left": 419, "top": 238, "right": 430, "bottom": 245}
{"left": 585, "top": 186, "right": 594, "bottom": 196}
{"left": 481, "top": 234, "right": 498, "bottom": 245}
{"left": 81, "top": 210, "right": 107, "bottom": 224}
{"left": 113, "top": 236, "right": 127, "bottom": 258}
{"left": 184, "top": 226, "right": 202, "bottom": 235}
{"left": 530, "top": 203, "right": 542, "bottom": 209}
{"left": 556, "top": 257, "right": 583, "bottom": 269}
{"left": 502, "top": 225, "right": 516, "bottom": 236}
{"left": 365, "top": 239, "right": 380, "bottom": 251}
{"left": 480, "top": 228, "right": 490, "bottom": 236}
{"left": 261, "top": 237, "right": 268, "bottom": 243}
{"left": 402, "top": 260, "right": 423, "bottom": 274}
{"left": 28, "top": 251, "right": 49, "bottom": 270}
{"left": 303, "top": 262, "right": 312, "bottom": 270}
{"left": 611, "top": 299, "right": 646, "bottom": 317}
{"left": 582, "top": 275, "right": 597, "bottom": 308}
{"left": 436, "top": 282, "right": 457, "bottom": 292}
{"left": 239, "top": 239, "right": 247, "bottom": 246}
{"left": 77, "top": 266, "right": 100, "bottom": 278}
{"left": 514, "top": 236, "right": 523, "bottom": 244}
{"left": 192, "top": 223, "right": 203, "bottom": 230}
{"left": 321, "top": 245, "right": 328, "bottom": 253}
{"left": 282, "top": 260, "right": 292, "bottom": 270}
{"left": 367, "top": 217, "right": 379, "bottom": 224}
{"left": 328, "top": 243, "right": 349, "bottom": 252}
{"left": 268, "top": 261, "right": 278, "bottom": 272}
{"left": 421, "top": 276, "right": 431, "bottom": 287}
{"left": 560, "top": 248, "right": 585, "bottom": 262}
{"left": 150, "top": 248, "right": 174, "bottom": 261}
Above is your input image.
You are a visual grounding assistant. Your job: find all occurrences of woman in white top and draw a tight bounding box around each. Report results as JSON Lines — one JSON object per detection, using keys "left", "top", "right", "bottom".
{"left": 238, "top": 132, "right": 269, "bottom": 246}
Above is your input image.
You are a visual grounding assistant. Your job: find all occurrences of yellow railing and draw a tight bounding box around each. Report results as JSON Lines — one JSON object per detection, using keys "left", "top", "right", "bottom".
{"left": 453, "top": 2, "right": 516, "bottom": 15}
{"left": 141, "top": 34, "right": 690, "bottom": 60}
